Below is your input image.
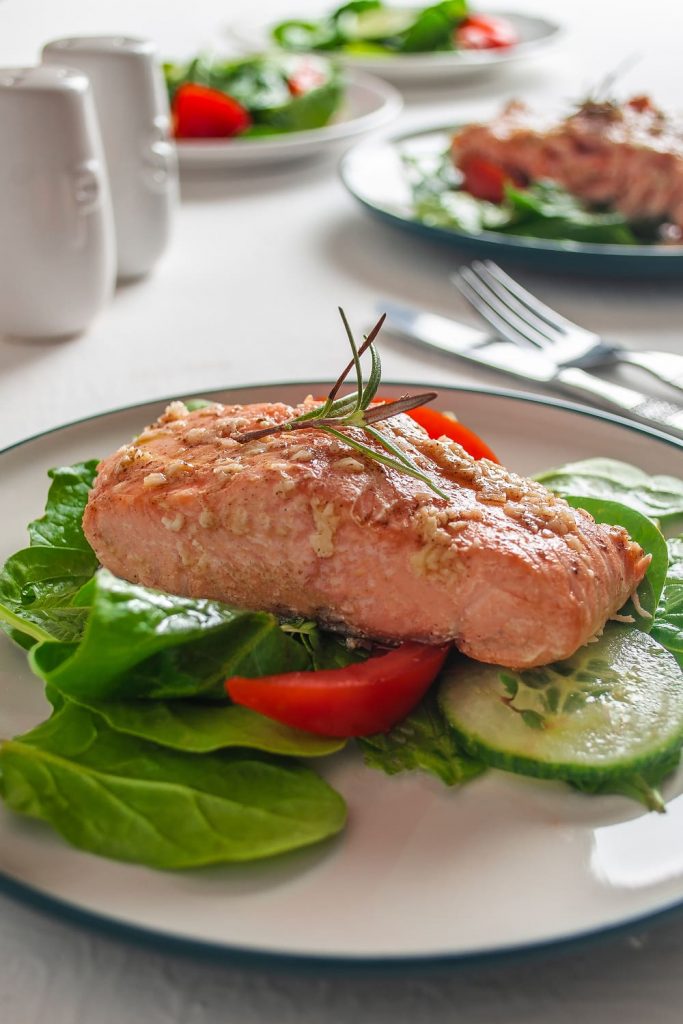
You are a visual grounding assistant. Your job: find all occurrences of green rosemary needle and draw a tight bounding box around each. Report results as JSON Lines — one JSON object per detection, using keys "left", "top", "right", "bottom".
{"left": 235, "top": 309, "right": 448, "bottom": 499}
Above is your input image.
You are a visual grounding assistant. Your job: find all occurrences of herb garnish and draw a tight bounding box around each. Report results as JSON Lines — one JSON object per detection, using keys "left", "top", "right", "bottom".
{"left": 235, "top": 308, "right": 448, "bottom": 499}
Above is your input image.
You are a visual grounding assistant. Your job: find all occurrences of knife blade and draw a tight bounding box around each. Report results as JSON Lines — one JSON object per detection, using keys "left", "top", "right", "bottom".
{"left": 379, "top": 301, "right": 683, "bottom": 440}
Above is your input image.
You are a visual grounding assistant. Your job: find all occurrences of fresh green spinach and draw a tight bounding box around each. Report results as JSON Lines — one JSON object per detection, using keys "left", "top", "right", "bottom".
{"left": 0, "top": 701, "right": 346, "bottom": 868}
{"left": 652, "top": 536, "right": 683, "bottom": 667}
{"left": 536, "top": 458, "right": 683, "bottom": 533}
{"left": 59, "top": 690, "right": 346, "bottom": 758}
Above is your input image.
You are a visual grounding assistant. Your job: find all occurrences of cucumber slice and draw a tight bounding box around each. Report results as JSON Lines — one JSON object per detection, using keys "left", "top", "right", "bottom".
{"left": 338, "top": 7, "right": 417, "bottom": 41}
{"left": 439, "top": 625, "right": 683, "bottom": 784}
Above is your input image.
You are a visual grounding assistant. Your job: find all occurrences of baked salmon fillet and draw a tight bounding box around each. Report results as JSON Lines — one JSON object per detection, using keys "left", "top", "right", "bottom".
{"left": 452, "top": 96, "right": 683, "bottom": 231}
{"left": 82, "top": 399, "right": 649, "bottom": 669}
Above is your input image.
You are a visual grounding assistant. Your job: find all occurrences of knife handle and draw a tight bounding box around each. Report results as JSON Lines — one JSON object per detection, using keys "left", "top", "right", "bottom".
{"left": 618, "top": 349, "right": 683, "bottom": 394}
{"left": 557, "top": 367, "right": 683, "bottom": 438}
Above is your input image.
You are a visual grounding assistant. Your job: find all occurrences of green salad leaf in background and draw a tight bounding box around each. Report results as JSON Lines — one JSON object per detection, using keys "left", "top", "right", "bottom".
{"left": 163, "top": 53, "right": 344, "bottom": 136}
{"left": 407, "top": 149, "right": 666, "bottom": 246}
{"left": 272, "top": 1, "right": 470, "bottom": 55}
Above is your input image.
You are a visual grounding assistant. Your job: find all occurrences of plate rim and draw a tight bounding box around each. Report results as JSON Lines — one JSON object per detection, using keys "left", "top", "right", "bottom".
{"left": 339, "top": 124, "right": 683, "bottom": 260}
{"left": 0, "top": 379, "right": 681, "bottom": 967}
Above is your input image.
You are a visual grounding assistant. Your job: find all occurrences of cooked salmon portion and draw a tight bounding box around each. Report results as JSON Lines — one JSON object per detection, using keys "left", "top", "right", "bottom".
{"left": 82, "top": 399, "right": 649, "bottom": 669}
{"left": 452, "top": 97, "right": 683, "bottom": 231}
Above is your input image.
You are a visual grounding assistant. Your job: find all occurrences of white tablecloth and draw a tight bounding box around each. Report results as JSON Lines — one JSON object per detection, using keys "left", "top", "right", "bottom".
{"left": 1, "top": 1, "right": 683, "bottom": 1020}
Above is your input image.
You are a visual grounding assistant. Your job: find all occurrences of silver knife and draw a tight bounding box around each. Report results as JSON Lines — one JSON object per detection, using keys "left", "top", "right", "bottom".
{"left": 379, "top": 301, "right": 683, "bottom": 440}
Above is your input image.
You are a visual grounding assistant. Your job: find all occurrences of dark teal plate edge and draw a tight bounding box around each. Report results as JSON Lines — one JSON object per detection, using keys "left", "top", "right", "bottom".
{"left": 0, "top": 379, "right": 682, "bottom": 970}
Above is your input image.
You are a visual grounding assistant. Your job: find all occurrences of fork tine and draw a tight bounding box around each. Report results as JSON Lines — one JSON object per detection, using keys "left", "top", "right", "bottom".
{"left": 454, "top": 270, "right": 544, "bottom": 350}
{"left": 478, "top": 260, "right": 576, "bottom": 333}
{"left": 456, "top": 266, "right": 554, "bottom": 350}
{"left": 468, "top": 261, "right": 561, "bottom": 346}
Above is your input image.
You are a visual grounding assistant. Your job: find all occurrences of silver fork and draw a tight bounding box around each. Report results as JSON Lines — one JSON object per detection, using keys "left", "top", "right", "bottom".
{"left": 453, "top": 260, "right": 683, "bottom": 394}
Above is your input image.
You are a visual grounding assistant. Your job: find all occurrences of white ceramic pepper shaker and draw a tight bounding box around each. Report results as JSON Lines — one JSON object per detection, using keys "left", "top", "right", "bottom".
{"left": 0, "top": 65, "right": 115, "bottom": 339}
{"left": 43, "top": 36, "right": 178, "bottom": 281}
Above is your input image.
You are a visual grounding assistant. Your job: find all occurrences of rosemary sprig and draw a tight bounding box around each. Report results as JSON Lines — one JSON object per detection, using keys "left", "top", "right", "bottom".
{"left": 235, "top": 309, "right": 448, "bottom": 499}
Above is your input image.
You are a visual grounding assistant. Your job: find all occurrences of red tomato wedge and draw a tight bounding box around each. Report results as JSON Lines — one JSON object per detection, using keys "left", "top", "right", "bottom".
{"left": 455, "top": 14, "right": 519, "bottom": 50}
{"left": 226, "top": 642, "right": 450, "bottom": 737}
{"left": 407, "top": 406, "right": 499, "bottom": 463}
{"left": 458, "top": 154, "right": 510, "bottom": 203}
{"left": 172, "top": 83, "right": 252, "bottom": 139}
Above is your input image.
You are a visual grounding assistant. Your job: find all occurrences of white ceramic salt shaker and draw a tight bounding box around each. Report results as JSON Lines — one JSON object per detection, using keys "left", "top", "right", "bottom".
{"left": 0, "top": 65, "right": 116, "bottom": 339}
{"left": 43, "top": 36, "right": 178, "bottom": 281}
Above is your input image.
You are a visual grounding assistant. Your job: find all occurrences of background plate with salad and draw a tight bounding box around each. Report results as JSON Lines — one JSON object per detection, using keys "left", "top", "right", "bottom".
{"left": 234, "top": 3, "right": 561, "bottom": 82}
{"left": 163, "top": 51, "right": 402, "bottom": 168}
{"left": 0, "top": 381, "right": 682, "bottom": 964}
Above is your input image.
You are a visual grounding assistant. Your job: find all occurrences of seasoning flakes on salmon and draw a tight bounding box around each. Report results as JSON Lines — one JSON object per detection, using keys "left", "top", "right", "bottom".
{"left": 452, "top": 96, "right": 683, "bottom": 234}
{"left": 82, "top": 399, "right": 649, "bottom": 670}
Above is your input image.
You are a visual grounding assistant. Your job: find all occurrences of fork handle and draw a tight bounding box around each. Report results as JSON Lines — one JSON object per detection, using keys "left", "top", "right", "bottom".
{"left": 616, "top": 349, "right": 683, "bottom": 394}
{"left": 557, "top": 367, "right": 683, "bottom": 438}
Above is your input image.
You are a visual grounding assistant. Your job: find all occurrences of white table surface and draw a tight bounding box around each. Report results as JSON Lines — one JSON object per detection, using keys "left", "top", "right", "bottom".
{"left": 1, "top": 1, "right": 683, "bottom": 1020}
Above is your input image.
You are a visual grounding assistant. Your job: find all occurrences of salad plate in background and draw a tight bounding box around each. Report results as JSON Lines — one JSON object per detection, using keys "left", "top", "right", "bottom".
{"left": 340, "top": 125, "right": 683, "bottom": 274}
{"left": 0, "top": 381, "right": 682, "bottom": 965}
{"left": 232, "top": 3, "right": 562, "bottom": 83}
{"left": 163, "top": 52, "right": 402, "bottom": 168}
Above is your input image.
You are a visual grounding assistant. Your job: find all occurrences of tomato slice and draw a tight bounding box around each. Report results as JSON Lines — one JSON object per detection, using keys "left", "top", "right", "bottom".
{"left": 172, "top": 83, "right": 252, "bottom": 139}
{"left": 407, "top": 406, "right": 499, "bottom": 463}
{"left": 226, "top": 642, "right": 450, "bottom": 737}
{"left": 455, "top": 14, "right": 519, "bottom": 50}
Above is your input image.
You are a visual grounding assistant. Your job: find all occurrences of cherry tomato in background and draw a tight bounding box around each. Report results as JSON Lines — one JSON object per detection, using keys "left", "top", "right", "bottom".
{"left": 172, "top": 83, "right": 252, "bottom": 139}
{"left": 455, "top": 14, "right": 519, "bottom": 50}
{"left": 226, "top": 642, "right": 450, "bottom": 737}
{"left": 458, "top": 154, "right": 511, "bottom": 203}
{"left": 287, "top": 59, "right": 327, "bottom": 96}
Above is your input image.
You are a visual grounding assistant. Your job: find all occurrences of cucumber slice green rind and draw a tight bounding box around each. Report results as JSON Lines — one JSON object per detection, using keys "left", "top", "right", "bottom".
{"left": 438, "top": 625, "right": 683, "bottom": 784}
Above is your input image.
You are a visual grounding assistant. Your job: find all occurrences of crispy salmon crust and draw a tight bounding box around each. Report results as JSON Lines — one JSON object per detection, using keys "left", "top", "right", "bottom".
{"left": 452, "top": 97, "right": 683, "bottom": 232}
{"left": 82, "top": 399, "right": 649, "bottom": 669}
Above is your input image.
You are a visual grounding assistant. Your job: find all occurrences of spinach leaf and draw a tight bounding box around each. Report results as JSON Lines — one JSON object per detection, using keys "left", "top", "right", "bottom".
{"left": 30, "top": 571, "right": 362, "bottom": 701}
{"left": 563, "top": 495, "right": 669, "bottom": 619}
{"left": 60, "top": 692, "right": 346, "bottom": 758}
{"left": 0, "top": 461, "right": 99, "bottom": 646}
{"left": 536, "top": 458, "right": 683, "bottom": 534}
{"left": 359, "top": 693, "right": 485, "bottom": 786}
{"left": 399, "top": 1, "right": 468, "bottom": 52}
{"left": 0, "top": 547, "right": 96, "bottom": 645}
{"left": 0, "top": 702, "right": 346, "bottom": 868}
{"left": 30, "top": 570, "right": 315, "bottom": 701}
{"left": 502, "top": 182, "right": 638, "bottom": 245}
{"left": 332, "top": 0, "right": 383, "bottom": 22}
{"left": 28, "top": 461, "right": 99, "bottom": 551}
{"left": 651, "top": 536, "right": 683, "bottom": 667}
{"left": 271, "top": 19, "right": 343, "bottom": 52}
{"left": 252, "top": 77, "right": 344, "bottom": 133}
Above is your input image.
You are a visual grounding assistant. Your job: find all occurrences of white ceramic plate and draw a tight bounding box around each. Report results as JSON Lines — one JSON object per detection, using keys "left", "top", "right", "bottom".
{"left": 340, "top": 125, "right": 683, "bottom": 275}
{"left": 1, "top": 382, "right": 683, "bottom": 965}
{"left": 231, "top": 10, "right": 562, "bottom": 83}
{"left": 174, "top": 70, "right": 402, "bottom": 169}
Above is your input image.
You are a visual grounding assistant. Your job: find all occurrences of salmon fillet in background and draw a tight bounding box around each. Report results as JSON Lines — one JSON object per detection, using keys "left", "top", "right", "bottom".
{"left": 82, "top": 399, "right": 650, "bottom": 670}
{"left": 452, "top": 96, "right": 683, "bottom": 232}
